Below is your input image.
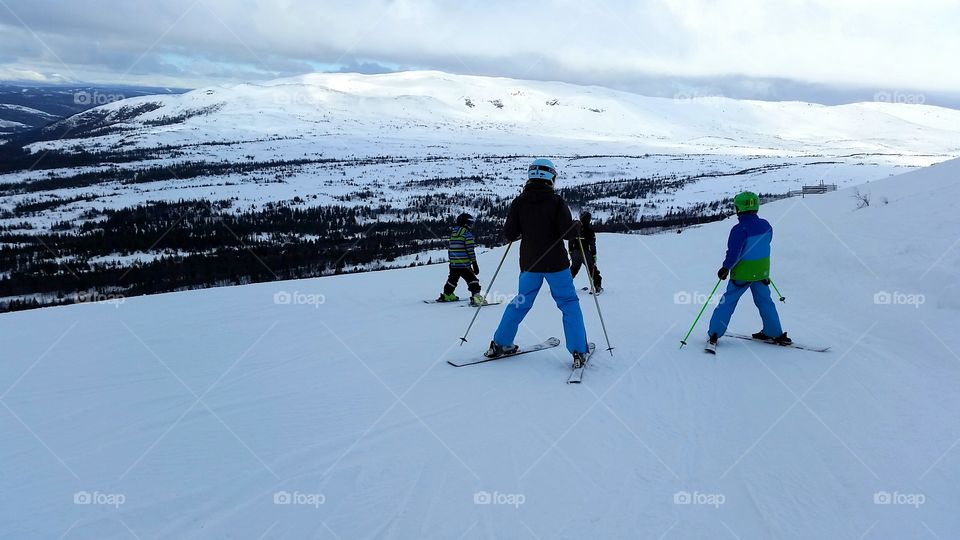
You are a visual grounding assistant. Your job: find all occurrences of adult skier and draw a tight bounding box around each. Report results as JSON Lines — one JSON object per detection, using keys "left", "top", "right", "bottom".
{"left": 569, "top": 211, "right": 602, "bottom": 292}
{"left": 484, "top": 158, "right": 591, "bottom": 368}
{"left": 436, "top": 212, "right": 485, "bottom": 307}
{"left": 706, "top": 191, "right": 791, "bottom": 350}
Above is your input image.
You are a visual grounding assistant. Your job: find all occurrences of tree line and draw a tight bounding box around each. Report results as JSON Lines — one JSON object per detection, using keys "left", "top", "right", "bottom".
{"left": 0, "top": 186, "right": 732, "bottom": 312}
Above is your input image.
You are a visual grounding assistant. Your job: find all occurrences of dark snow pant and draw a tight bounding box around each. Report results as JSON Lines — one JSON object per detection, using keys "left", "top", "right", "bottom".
{"left": 570, "top": 251, "right": 602, "bottom": 289}
{"left": 444, "top": 266, "right": 481, "bottom": 295}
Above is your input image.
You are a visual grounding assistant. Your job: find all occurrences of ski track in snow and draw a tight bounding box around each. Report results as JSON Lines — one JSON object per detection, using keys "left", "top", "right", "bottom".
{"left": 2, "top": 160, "right": 960, "bottom": 538}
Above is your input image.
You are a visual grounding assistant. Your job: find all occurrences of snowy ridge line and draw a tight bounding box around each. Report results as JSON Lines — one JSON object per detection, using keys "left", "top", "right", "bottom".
{"left": 23, "top": 70, "right": 960, "bottom": 158}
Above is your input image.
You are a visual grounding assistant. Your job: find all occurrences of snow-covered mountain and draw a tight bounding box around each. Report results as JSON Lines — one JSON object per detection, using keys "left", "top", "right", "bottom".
{"left": 3, "top": 158, "right": 959, "bottom": 539}
{"left": 5, "top": 71, "right": 960, "bottom": 238}
{"left": 4, "top": 71, "right": 960, "bottom": 313}
{"left": 32, "top": 71, "right": 960, "bottom": 158}
{"left": 0, "top": 83, "right": 186, "bottom": 139}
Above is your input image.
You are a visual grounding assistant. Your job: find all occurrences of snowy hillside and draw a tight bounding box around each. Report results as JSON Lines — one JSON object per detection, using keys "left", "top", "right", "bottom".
{"left": 0, "top": 83, "right": 186, "bottom": 139}
{"left": 2, "top": 158, "right": 958, "bottom": 539}
{"left": 9, "top": 71, "right": 960, "bottom": 313}
{"left": 32, "top": 71, "right": 960, "bottom": 157}
{"left": 4, "top": 71, "right": 960, "bottom": 239}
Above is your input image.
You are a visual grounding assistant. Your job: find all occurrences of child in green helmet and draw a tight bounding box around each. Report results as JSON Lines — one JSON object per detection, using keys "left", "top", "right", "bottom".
{"left": 706, "top": 192, "right": 790, "bottom": 352}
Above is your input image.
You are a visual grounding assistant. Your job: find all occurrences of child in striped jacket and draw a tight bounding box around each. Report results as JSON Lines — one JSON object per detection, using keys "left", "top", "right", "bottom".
{"left": 437, "top": 213, "right": 485, "bottom": 306}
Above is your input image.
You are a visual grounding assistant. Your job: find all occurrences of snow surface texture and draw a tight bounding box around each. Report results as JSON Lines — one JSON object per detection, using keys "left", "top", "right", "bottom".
{"left": 2, "top": 158, "right": 959, "bottom": 538}
{"left": 3, "top": 71, "right": 960, "bottom": 236}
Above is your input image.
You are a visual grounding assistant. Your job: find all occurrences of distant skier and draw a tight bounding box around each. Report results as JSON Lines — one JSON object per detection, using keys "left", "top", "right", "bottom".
{"left": 436, "top": 212, "right": 485, "bottom": 306}
{"left": 569, "top": 211, "right": 602, "bottom": 293}
{"left": 485, "top": 158, "right": 590, "bottom": 368}
{"left": 706, "top": 192, "right": 791, "bottom": 350}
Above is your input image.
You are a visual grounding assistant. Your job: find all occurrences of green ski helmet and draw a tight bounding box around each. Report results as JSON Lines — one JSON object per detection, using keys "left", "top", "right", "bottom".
{"left": 733, "top": 191, "right": 760, "bottom": 213}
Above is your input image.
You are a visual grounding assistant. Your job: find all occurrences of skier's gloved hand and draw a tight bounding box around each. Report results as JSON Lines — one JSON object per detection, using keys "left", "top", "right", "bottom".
{"left": 593, "top": 255, "right": 598, "bottom": 263}
{"left": 472, "top": 261, "right": 480, "bottom": 274}
{"left": 717, "top": 267, "right": 729, "bottom": 280}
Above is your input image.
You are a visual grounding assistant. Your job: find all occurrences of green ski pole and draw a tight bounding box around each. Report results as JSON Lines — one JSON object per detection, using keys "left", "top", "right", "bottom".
{"left": 679, "top": 278, "right": 722, "bottom": 349}
{"left": 768, "top": 279, "right": 786, "bottom": 303}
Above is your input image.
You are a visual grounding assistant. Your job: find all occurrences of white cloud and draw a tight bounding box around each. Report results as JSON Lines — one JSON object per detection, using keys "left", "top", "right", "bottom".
{"left": 0, "top": 64, "right": 72, "bottom": 83}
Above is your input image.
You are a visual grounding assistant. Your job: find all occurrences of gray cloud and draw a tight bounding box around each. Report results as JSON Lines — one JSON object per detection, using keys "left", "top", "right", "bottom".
{"left": 0, "top": 0, "right": 957, "bottom": 107}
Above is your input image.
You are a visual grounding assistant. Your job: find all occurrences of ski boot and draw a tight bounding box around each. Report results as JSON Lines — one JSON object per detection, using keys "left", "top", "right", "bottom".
{"left": 484, "top": 340, "right": 519, "bottom": 358}
{"left": 773, "top": 332, "right": 792, "bottom": 346}
{"left": 436, "top": 292, "right": 459, "bottom": 302}
{"left": 469, "top": 293, "right": 486, "bottom": 307}
{"left": 752, "top": 331, "right": 792, "bottom": 346}
{"left": 572, "top": 351, "right": 588, "bottom": 369}
{"left": 751, "top": 331, "right": 774, "bottom": 342}
{"left": 705, "top": 333, "right": 718, "bottom": 354}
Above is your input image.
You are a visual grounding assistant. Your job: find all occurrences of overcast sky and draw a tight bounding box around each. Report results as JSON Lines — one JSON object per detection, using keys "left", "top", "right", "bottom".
{"left": 1, "top": 0, "right": 958, "bottom": 106}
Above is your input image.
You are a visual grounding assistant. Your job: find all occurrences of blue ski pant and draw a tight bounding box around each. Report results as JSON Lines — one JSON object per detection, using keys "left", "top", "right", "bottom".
{"left": 708, "top": 279, "right": 782, "bottom": 338}
{"left": 494, "top": 270, "right": 589, "bottom": 354}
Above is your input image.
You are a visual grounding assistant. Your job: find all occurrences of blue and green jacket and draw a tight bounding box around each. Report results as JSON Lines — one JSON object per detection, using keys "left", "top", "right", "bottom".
{"left": 448, "top": 226, "right": 477, "bottom": 268}
{"left": 722, "top": 213, "right": 772, "bottom": 282}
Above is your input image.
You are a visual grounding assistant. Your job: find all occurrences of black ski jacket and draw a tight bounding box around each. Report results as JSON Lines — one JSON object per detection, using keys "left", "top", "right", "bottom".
{"left": 503, "top": 182, "right": 579, "bottom": 273}
{"left": 569, "top": 221, "right": 597, "bottom": 255}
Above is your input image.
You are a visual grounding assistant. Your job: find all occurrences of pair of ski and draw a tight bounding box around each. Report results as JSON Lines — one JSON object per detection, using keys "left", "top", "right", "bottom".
{"left": 705, "top": 333, "right": 830, "bottom": 354}
{"left": 448, "top": 337, "right": 596, "bottom": 384}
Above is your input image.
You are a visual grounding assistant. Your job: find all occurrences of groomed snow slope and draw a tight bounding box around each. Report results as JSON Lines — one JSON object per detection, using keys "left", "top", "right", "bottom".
{"left": 2, "top": 159, "right": 960, "bottom": 539}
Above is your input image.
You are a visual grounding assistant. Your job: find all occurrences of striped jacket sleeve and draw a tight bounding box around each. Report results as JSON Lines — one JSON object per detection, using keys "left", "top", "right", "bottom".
{"left": 464, "top": 229, "right": 477, "bottom": 262}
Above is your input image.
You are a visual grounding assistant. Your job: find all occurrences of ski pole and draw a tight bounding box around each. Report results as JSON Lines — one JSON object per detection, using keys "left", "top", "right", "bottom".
{"left": 459, "top": 241, "right": 513, "bottom": 345}
{"left": 578, "top": 237, "right": 614, "bottom": 355}
{"left": 679, "top": 278, "right": 722, "bottom": 349}
{"left": 768, "top": 278, "right": 786, "bottom": 303}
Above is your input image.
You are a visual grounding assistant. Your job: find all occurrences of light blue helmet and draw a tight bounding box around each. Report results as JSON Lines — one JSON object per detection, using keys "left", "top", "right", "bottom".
{"left": 528, "top": 158, "right": 558, "bottom": 185}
